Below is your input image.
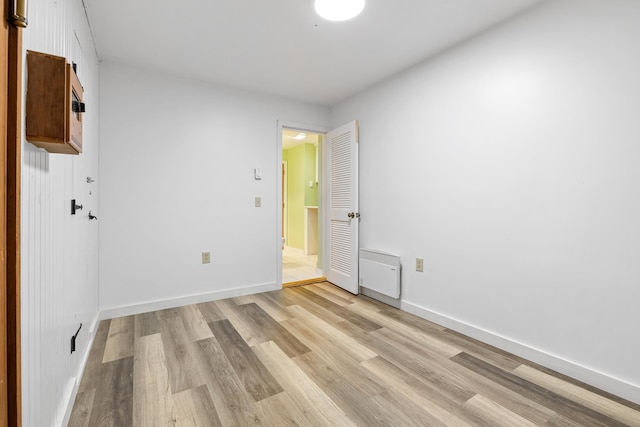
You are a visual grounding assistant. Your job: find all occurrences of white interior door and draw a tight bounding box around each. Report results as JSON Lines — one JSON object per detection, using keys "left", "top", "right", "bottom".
{"left": 324, "top": 121, "right": 359, "bottom": 294}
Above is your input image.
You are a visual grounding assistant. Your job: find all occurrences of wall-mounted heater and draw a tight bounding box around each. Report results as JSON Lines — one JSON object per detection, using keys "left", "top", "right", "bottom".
{"left": 359, "top": 249, "right": 401, "bottom": 299}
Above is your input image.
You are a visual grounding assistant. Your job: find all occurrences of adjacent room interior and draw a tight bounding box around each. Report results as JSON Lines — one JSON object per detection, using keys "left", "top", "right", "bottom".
{"left": 281, "top": 129, "right": 324, "bottom": 286}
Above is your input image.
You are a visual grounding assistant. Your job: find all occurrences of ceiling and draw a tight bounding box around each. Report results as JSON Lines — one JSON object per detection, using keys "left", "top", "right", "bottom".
{"left": 283, "top": 129, "right": 320, "bottom": 150}
{"left": 84, "top": 0, "right": 542, "bottom": 106}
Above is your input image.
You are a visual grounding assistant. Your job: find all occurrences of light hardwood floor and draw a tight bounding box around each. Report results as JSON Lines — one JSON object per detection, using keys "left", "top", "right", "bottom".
{"left": 69, "top": 283, "right": 640, "bottom": 426}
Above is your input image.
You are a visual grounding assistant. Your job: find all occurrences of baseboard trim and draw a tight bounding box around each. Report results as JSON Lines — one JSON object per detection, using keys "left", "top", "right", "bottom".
{"left": 401, "top": 300, "right": 640, "bottom": 405}
{"left": 99, "top": 282, "right": 281, "bottom": 320}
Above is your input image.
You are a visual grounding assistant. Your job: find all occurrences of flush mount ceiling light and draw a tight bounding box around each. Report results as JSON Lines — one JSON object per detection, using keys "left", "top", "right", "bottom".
{"left": 314, "top": 0, "right": 365, "bottom": 21}
{"left": 292, "top": 132, "right": 307, "bottom": 140}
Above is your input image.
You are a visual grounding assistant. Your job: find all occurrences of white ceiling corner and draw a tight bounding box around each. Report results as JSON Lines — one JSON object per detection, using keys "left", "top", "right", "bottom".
{"left": 84, "top": 0, "right": 543, "bottom": 106}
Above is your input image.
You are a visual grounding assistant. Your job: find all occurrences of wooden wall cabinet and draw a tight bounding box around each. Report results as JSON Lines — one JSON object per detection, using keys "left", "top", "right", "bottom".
{"left": 26, "top": 50, "right": 84, "bottom": 154}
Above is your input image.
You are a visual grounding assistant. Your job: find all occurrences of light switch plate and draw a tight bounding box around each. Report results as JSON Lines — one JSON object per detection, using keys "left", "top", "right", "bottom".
{"left": 255, "top": 197, "right": 262, "bottom": 207}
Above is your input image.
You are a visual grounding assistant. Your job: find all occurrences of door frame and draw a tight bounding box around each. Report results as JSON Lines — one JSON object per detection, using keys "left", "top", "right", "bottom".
{"left": 2, "top": 2, "right": 23, "bottom": 425}
{"left": 282, "top": 161, "right": 287, "bottom": 246}
{"left": 276, "top": 120, "right": 328, "bottom": 286}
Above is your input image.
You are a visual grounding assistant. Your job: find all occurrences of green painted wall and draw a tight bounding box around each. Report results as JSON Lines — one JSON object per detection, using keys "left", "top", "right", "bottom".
{"left": 286, "top": 145, "right": 305, "bottom": 249}
{"left": 284, "top": 143, "right": 318, "bottom": 250}
{"left": 304, "top": 144, "right": 318, "bottom": 207}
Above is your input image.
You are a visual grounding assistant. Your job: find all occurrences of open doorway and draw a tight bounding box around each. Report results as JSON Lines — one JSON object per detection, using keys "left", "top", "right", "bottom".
{"left": 281, "top": 128, "right": 325, "bottom": 287}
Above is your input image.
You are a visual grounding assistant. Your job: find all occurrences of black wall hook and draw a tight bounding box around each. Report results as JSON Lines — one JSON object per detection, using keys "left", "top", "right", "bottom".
{"left": 71, "top": 323, "right": 82, "bottom": 354}
{"left": 71, "top": 199, "right": 83, "bottom": 215}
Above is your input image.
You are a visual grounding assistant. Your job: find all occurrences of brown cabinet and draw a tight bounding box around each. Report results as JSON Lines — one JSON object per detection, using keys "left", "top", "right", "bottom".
{"left": 26, "top": 50, "right": 84, "bottom": 154}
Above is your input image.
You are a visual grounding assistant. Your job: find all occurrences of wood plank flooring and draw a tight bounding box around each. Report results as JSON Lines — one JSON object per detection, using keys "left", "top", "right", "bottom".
{"left": 69, "top": 283, "right": 640, "bottom": 426}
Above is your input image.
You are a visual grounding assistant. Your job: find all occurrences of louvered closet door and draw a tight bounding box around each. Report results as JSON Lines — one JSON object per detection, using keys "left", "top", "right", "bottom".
{"left": 325, "top": 121, "right": 359, "bottom": 294}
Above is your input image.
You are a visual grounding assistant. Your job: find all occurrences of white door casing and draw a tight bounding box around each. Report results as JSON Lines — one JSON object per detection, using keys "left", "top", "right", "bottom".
{"left": 324, "top": 120, "right": 359, "bottom": 294}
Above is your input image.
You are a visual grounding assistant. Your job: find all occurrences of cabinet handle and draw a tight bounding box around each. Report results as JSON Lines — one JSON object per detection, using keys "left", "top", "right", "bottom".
{"left": 72, "top": 101, "right": 86, "bottom": 113}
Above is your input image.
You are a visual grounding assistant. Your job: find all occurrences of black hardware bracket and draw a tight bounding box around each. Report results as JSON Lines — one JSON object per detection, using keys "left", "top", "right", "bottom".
{"left": 71, "top": 323, "right": 82, "bottom": 354}
{"left": 71, "top": 199, "right": 83, "bottom": 215}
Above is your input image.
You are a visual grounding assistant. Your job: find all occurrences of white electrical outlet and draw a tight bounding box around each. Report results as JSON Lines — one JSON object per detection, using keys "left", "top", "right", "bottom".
{"left": 202, "top": 251, "right": 211, "bottom": 264}
{"left": 416, "top": 258, "right": 424, "bottom": 272}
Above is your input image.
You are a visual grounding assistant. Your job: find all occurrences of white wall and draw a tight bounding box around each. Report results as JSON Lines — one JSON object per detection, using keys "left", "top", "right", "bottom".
{"left": 98, "top": 63, "right": 329, "bottom": 312}
{"left": 21, "top": 0, "right": 101, "bottom": 426}
{"left": 332, "top": 0, "right": 640, "bottom": 403}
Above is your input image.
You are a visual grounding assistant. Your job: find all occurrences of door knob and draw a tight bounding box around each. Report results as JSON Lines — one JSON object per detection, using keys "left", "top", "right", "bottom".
{"left": 347, "top": 212, "right": 360, "bottom": 219}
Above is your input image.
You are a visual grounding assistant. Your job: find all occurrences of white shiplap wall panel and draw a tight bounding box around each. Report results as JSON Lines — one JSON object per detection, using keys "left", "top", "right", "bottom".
{"left": 21, "top": 0, "right": 100, "bottom": 426}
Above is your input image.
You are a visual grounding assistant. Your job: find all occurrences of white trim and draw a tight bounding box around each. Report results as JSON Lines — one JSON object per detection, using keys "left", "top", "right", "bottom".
{"left": 99, "top": 282, "right": 280, "bottom": 320}
{"left": 401, "top": 300, "right": 640, "bottom": 405}
{"left": 277, "top": 120, "right": 328, "bottom": 287}
{"left": 282, "top": 160, "right": 288, "bottom": 246}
